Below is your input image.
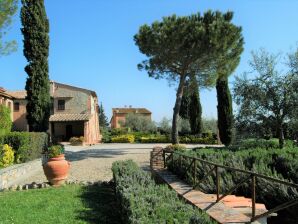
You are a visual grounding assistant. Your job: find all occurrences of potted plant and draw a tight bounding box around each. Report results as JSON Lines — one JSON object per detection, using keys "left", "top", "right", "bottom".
{"left": 43, "top": 145, "right": 70, "bottom": 186}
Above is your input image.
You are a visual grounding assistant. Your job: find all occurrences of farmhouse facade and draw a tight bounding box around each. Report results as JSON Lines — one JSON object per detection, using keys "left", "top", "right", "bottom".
{"left": 6, "top": 81, "right": 101, "bottom": 144}
{"left": 110, "top": 107, "right": 152, "bottom": 129}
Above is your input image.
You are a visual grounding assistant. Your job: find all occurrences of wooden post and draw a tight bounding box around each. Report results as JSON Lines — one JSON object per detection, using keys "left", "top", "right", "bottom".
{"left": 193, "top": 159, "right": 196, "bottom": 187}
{"left": 251, "top": 175, "right": 256, "bottom": 219}
{"left": 216, "top": 165, "right": 220, "bottom": 201}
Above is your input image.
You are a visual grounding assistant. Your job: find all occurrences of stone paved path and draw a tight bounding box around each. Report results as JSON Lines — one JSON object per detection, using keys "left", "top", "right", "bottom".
{"left": 19, "top": 143, "right": 212, "bottom": 185}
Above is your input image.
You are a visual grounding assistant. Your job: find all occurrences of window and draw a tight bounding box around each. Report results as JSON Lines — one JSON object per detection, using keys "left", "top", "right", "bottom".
{"left": 14, "top": 102, "right": 20, "bottom": 111}
{"left": 58, "top": 100, "right": 65, "bottom": 110}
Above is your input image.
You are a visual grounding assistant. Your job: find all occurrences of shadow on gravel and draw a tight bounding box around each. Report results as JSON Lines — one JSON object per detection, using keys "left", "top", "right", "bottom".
{"left": 65, "top": 149, "right": 126, "bottom": 162}
{"left": 77, "top": 183, "right": 122, "bottom": 224}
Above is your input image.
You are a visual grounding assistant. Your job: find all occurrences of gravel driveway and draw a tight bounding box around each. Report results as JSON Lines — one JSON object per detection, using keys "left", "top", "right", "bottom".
{"left": 21, "top": 143, "right": 218, "bottom": 184}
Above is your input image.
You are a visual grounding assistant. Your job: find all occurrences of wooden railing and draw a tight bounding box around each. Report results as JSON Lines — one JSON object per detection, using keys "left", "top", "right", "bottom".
{"left": 163, "top": 150, "right": 298, "bottom": 222}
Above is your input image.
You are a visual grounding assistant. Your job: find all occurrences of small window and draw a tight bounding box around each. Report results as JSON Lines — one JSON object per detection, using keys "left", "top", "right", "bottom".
{"left": 14, "top": 102, "right": 20, "bottom": 111}
{"left": 58, "top": 100, "right": 65, "bottom": 110}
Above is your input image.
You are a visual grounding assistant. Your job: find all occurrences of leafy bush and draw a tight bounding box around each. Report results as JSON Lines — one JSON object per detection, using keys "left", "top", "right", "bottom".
{"left": 112, "top": 160, "right": 215, "bottom": 224}
{"left": 167, "top": 146, "right": 298, "bottom": 223}
{"left": 0, "top": 132, "right": 48, "bottom": 163}
{"left": 111, "top": 134, "right": 135, "bottom": 143}
{"left": 165, "top": 144, "right": 186, "bottom": 151}
{"left": 100, "top": 127, "right": 112, "bottom": 143}
{"left": 111, "top": 127, "right": 130, "bottom": 136}
{"left": 0, "top": 144, "right": 14, "bottom": 168}
{"left": 0, "top": 105, "right": 12, "bottom": 134}
{"left": 48, "top": 145, "right": 65, "bottom": 158}
{"left": 69, "top": 136, "right": 84, "bottom": 146}
{"left": 179, "top": 134, "right": 217, "bottom": 144}
{"left": 140, "top": 135, "right": 169, "bottom": 143}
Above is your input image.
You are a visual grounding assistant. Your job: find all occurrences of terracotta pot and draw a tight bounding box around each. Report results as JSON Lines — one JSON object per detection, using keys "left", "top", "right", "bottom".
{"left": 43, "top": 154, "right": 70, "bottom": 186}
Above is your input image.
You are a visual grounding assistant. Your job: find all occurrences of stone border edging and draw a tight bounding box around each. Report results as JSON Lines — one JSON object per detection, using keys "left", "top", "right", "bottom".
{"left": 0, "top": 159, "right": 42, "bottom": 190}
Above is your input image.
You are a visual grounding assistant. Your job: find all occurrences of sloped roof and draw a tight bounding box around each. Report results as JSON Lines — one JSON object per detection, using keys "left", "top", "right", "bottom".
{"left": 6, "top": 90, "right": 27, "bottom": 99}
{"left": 49, "top": 113, "right": 90, "bottom": 122}
{"left": 51, "top": 81, "right": 97, "bottom": 98}
{"left": 112, "top": 108, "right": 151, "bottom": 114}
{"left": 0, "top": 87, "right": 13, "bottom": 98}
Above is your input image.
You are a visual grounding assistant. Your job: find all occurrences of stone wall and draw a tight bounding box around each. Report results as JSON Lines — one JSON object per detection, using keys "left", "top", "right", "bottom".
{"left": 0, "top": 159, "right": 42, "bottom": 191}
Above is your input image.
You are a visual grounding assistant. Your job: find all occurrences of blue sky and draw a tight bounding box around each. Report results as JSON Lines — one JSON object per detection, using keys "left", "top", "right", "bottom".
{"left": 1, "top": 0, "right": 297, "bottom": 122}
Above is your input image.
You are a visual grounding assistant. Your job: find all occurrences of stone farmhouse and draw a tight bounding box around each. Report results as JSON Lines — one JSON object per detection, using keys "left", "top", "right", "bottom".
{"left": 2, "top": 81, "right": 101, "bottom": 144}
{"left": 110, "top": 107, "right": 152, "bottom": 129}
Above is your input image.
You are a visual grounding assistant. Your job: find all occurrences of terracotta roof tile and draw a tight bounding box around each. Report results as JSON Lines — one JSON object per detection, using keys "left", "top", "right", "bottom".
{"left": 112, "top": 108, "right": 151, "bottom": 114}
{"left": 6, "top": 90, "right": 27, "bottom": 99}
{"left": 49, "top": 114, "right": 90, "bottom": 122}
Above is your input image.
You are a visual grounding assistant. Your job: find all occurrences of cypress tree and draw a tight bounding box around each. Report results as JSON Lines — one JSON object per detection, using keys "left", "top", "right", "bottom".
{"left": 179, "top": 77, "right": 202, "bottom": 135}
{"left": 216, "top": 77, "right": 233, "bottom": 145}
{"left": 213, "top": 12, "right": 244, "bottom": 146}
{"left": 99, "top": 102, "right": 109, "bottom": 128}
{"left": 21, "top": 0, "right": 50, "bottom": 132}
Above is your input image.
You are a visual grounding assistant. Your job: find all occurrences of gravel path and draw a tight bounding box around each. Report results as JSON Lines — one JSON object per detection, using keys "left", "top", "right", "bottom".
{"left": 20, "top": 143, "right": 220, "bottom": 185}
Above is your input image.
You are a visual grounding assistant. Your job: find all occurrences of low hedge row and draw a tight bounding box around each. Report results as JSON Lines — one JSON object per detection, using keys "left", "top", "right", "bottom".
{"left": 108, "top": 133, "right": 217, "bottom": 144}
{"left": 167, "top": 146, "right": 298, "bottom": 223}
{"left": 111, "top": 134, "right": 135, "bottom": 143}
{"left": 112, "top": 160, "right": 215, "bottom": 224}
{"left": 0, "top": 132, "right": 48, "bottom": 163}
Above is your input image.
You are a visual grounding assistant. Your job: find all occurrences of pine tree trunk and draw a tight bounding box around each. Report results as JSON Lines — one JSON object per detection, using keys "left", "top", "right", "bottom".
{"left": 172, "top": 75, "right": 186, "bottom": 144}
{"left": 216, "top": 77, "right": 233, "bottom": 146}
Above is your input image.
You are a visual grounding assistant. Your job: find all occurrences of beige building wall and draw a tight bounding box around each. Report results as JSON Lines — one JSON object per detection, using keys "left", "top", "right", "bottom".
{"left": 12, "top": 99, "right": 28, "bottom": 131}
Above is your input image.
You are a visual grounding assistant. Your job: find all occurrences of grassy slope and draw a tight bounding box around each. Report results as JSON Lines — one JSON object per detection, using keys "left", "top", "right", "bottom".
{"left": 0, "top": 184, "right": 121, "bottom": 224}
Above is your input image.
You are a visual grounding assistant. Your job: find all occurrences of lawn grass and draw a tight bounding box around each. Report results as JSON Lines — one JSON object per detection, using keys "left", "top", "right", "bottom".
{"left": 0, "top": 183, "right": 121, "bottom": 224}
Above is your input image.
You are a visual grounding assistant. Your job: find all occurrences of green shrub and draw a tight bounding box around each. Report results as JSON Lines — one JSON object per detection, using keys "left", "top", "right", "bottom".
{"left": 165, "top": 144, "right": 186, "bottom": 151}
{"left": 0, "top": 144, "right": 14, "bottom": 168}
{"left": 69, "top": 136, "right": 84, "bottom": 146}
{"left": 140, "top": 135, "right": 169, "bottom": 143}
{"left": 111, "top": 128, "right": 130, "bottom": 136}
{"left": 0, "top": 132, "right": 48, "bottom": 163}
{"left": 101, "top": 128, "right": 112, "bottom": 143}
{"left": 112, "top": 160, "right": 215, "bottom": 224}
{"left": 179, "top": 135, "right": 217, "bottom": 144}
{"left": 0, "top": 105, "right": 12, "bottom": 134}
{"left": 111, "top": 134, "right": 135, "bottom": 143}
{"left": 167, "top": 146, "right": 298, "bottom": 222}
{"left": 48, "top": 145, "right": 65, "bottom": 158}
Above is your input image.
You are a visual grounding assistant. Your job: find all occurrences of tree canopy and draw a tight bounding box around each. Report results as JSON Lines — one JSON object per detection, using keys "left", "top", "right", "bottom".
{"left": 234, "top": 49, "right": 298, "bottom": 148}
{"left": 135, "top": 10, "right": 243, "bottom": 143}
{"left": 0, "top": 0, "right": 17, "bottom": 56}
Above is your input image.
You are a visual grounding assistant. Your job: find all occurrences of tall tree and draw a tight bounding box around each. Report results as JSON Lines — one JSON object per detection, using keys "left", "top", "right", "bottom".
{"left": 99, "top": 102, "right": 109, "bottom": 128}
{"left": 188, "top": 78, "right": 202, "bottom": 135}
{"left": 234, "top": 49, "right": 298, "bottom": 148}
{"left": 21, "top": 0, "right": 50, "bottom": 132}
{"left": 180, "top": 76, "right": 202, "bottom": 135}
{"left": 0, "top": 0, "right": 17, "bottom": 56}
{"left": 214, "top": 12, "right": 244, "bottom": 146}
{"left": 135, "top": 11, "right": 241, "bottom": 144}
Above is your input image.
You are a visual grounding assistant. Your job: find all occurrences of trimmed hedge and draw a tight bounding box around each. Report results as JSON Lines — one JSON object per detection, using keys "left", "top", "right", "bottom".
{"left": 106, "top": 132, "right": 218, "bottom": 144}
{"left": 167, "top": 146, "right": 298, "bottom": 223}
{"left": 111, "top": 134, "right": 135, "bottom": 143}
{"left": 0, "top": 132, "right": 48, "bottom": 163}
{"left": 112, "top": 160, "right": 215, "bottom": 224}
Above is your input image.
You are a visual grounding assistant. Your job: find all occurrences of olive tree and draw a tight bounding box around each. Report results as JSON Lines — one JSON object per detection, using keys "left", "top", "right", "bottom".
{"left": 234, "top": 49, "right": 298, "bottom": 148}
